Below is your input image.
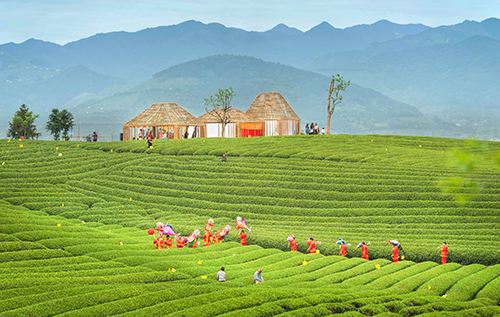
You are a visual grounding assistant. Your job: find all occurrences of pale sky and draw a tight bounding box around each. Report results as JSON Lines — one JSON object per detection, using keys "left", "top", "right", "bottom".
{"left": 1, "top": 0, "right": 498, "bottom": 45}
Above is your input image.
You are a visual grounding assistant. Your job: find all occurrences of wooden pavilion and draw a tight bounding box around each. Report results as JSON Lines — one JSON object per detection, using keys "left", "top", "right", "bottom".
{"left": 122, "top": 103, "right": 204, "bottom": 140}
{"left": 198, "top": 108, "right": 263, "bottom": 138}
{"left": 245, "top": 93, "right": 301, "bottom": 136}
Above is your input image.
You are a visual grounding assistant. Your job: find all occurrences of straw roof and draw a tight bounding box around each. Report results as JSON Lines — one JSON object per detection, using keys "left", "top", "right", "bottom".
{"left": 123, "top": 103, "right": 203, "bottom": 127}
{"left": 245, "top": 93, "right": 299, "bottom": 120}
{"left": 198, "top": 108, "right": 260, "bottom": 123}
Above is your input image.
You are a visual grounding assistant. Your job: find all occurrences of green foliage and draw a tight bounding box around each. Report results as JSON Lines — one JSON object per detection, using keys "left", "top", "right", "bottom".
{"left": 204, "top": 87, "right": 235, "bottom": 137}
{"left": 6, "top": 104, "right": 40, "bottom": 139}
{"left": 45, "top": 108, "right": 75, "bottom": 140}
{"left": 327, "top": 73, "right": 351, "bottom": 134}
{"left": 0, "top": 136, "right": 500, "bottom": 316}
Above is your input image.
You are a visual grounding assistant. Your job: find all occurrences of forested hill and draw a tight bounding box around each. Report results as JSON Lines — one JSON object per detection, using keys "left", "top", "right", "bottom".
{"left": 72, "top": 55, "right": 463, "bottom": 137}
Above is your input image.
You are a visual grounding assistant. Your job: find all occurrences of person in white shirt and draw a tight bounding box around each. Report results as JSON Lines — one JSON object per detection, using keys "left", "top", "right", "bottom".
{"left": 216, "top": 267, "right": 226, "bottom": 282}
{"left": 254, "top": 269, "right": 264, "bottom": 283}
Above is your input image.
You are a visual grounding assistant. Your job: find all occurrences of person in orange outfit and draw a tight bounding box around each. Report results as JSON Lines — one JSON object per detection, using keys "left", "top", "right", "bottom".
{"left": 164, "top": 235, "right": 173, "bottom": 249}
{"left": 238, "top": 230, "right": 247, "bottom": 246}
{"left": 339, "top": 241, "right": 347, "bottom": 257}
{"left": 440, "top": 242, "right": 448, "bottom": 264}
{"left": 289, "top": 236, "right": 297, "bottom": 252}
{"left": 306, "top": 238, "right": 316, "bottom": 254}
{"left": 175, "top": 235, "right": 186, "bottom": 249}
{"left": 203, "top": 230, "right": 212, "bottom": 247}
{"left": 392, "top": 244, "right": 399, "bottom": 262}
{"left": 153, "top": 237, "right": 164, "bottom": 249}
{"left": 361, "top": 242, "right": 369, "bottom": 260}
{"left": 212, "top": 230, "right": 220, "bottom": 244}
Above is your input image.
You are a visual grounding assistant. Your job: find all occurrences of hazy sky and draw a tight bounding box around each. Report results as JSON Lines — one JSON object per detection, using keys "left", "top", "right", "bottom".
{"left": 1, "top": 0, "right": 498, "bottom": 45}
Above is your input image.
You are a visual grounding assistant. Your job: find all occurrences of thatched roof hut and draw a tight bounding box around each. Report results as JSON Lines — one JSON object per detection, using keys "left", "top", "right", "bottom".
{"left": 122, "top": 103, "right": 204, "bottom": 140}
{"left": 198, "top": 108, "right": 263, "bottom": 138}
{"left": 245, "top": 93, "right": 300, "bottom": 136}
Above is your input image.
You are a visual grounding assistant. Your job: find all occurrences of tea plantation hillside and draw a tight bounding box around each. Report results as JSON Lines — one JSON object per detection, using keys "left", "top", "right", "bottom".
{"left": 1, "top": 135, "right": 500, "bottom": 316}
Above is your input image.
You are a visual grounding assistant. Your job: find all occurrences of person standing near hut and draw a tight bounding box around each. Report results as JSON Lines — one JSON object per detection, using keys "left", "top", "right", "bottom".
{"left": 440, "top": 242, "right": 448, "bottom": 264}
{"left": 147, "top": 135, "right": 152, "bottom": 149}
{"left": 305, "top": 124, "right": 310, "bottom": 135}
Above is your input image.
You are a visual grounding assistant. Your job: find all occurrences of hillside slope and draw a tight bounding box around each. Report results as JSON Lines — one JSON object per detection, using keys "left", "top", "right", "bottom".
{"left": 307, "top": 24, "right": 500, "bottom": 137}
{"left": 1, "top": 136, "right": 500, "bottom": 316}
{"left": 71, "top": 55, "right": 466, "bottom": 138}
{"left": 0, "top": 20, "right": 429, "bottom": 81}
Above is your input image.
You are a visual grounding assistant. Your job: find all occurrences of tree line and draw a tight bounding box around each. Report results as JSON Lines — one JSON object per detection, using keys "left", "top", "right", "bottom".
{"left": 7, "top": 105, "right": 74, "bottom": 141}
{"left": 7, "top": 73, "right": 349, "bottom": 139}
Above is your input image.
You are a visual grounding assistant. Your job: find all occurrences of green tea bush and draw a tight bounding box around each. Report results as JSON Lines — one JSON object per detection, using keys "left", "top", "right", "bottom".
{"left": 0, "top": 241, "right": 46, "bottom": 252}
{"left": 447, "top": 264, "right": 500, "bottom": 301}
{"left": 476, "top": 275, "right": 500, "bottom": 303}
{"left": 414, "top": 264, "right": 484, "bottom": 296}
{"left": 0, "top": 249, "right": 70, "bottom": 262}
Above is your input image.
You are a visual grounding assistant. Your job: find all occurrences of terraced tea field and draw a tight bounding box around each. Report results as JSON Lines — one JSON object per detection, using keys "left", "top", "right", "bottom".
{"left": 1, "top": 135, "right": 500, "bottom": 316}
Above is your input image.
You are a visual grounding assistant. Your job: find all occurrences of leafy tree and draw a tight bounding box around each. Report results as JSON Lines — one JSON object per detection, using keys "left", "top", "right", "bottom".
{"left": 59, "top": 109, "right": 75, "bottom": 140}
{"left": 45, "top": 109, "right": 75, "bottom": 141}
{"left": 326, "top": 74, "right": 350, "bottom": 135}
{"left": 7, "top": 104, "right": 40, "bottom": 139}
{"left": 204, "top": 87, "right": 235, "bottom": 137}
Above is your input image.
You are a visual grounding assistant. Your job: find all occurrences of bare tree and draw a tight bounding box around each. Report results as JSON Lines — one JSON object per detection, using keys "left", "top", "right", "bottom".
{"left": 327, "top": 74, "right": 350, "bottom": 135}
{"left": 204, "top": 87, "right": 235, "bottom": 137}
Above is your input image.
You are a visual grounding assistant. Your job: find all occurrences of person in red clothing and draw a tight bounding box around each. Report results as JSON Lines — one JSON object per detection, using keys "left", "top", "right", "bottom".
{"left": 187, "top": 229, "right": 200, "bottom": 248}
{"left": 289, "top": 236, "right": 297, "bottom": 252}
{"left": 339, "top": 241, "right": 347, "bottom": 257}
{"left": 153, "top": 237, "right": 164, "bottom": 249}
{"left": 440, "top": 242, "right": 448, "bottom": 264}
{"left": 238, "top": 230, "right": 247, "bottom": 246}
{"left": 392, "top": 245, "right": 399, "bottom": 262}
{"left": 164, "top": 235, "right": 173, "bottom": 249}
{"left": 361, "top": 242, "right": 369, "bottom": 260}
{"left": 203, "top": 230, "right": 212, "bottom": 247}
{"left": 212, "top": 230, "right": 220, "bottom": 244}
{"left": 175, "top": 235, "right": 187, "bottom": 249}
{"left": 306, "top": 238, "right": 316, "bottom": 254}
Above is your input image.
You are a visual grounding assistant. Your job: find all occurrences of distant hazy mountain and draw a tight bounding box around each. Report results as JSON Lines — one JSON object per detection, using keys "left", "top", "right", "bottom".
{"left": 307, "top": 34, "right": 500, "bottom": 134}
{"left": 308, "top": 18, "right": 500, "bottom": 68}
{"left": 0, "top": 65, "right": 128, "bottom": 111}
{"left": 0, "top": 20, "right": 429, "bottom": 81}
{"left": 0, "top": 65, "right": 131, "bottom": 137}
{"left": 1, "top": 18, "right": 498, "bottom": 139}
{"left": 365, "top": 18, "right": 500, "bottom": 54}
{"left": 71, "top": 55, "right": 465, "bottom": 138}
